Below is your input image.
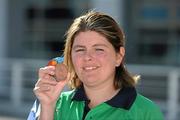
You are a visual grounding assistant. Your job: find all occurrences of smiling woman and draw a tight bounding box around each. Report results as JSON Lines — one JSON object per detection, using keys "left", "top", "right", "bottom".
{"left": 28, "top": 11, "right": 164, "bottom": 120}
{"left": 64, "top": 11, "right": 136, "bottom": 90}
{"left": 71, "top": 31, "right": 123, "bottom": 88}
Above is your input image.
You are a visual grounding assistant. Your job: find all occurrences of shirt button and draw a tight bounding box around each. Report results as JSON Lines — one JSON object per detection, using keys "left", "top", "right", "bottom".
{"left": 90, "top": 116, "right": 92, "bottom": 119}
{"left": 56, "top": 109, "right": 58, "bottom": 112}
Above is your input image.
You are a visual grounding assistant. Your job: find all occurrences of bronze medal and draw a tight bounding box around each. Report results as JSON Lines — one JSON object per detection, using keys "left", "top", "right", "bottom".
{"left": 55, "top": 63, "right": 68, "bottom": 82}
{"left": 47, "top": 59, "right": 68, "bottom": 82}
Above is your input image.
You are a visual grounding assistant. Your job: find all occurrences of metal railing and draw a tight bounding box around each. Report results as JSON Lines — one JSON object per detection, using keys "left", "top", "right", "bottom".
{"left": 0, "top": 58, "right": 179, "bottom": 119}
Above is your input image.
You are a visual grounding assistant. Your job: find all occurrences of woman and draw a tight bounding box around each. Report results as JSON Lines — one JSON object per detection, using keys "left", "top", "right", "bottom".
{"left": 31, "top": 11, "right": 164, "bottom": 120}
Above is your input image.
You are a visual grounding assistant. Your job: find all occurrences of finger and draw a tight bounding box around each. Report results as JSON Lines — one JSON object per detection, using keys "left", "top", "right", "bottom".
{"left": 34, "top": 84, "right": 52, "bottom": 92}
{"left": 35, "top": 78, "right": 58, "bottom": 87}
{"left": 33, "top": 86, "right": 49, "bottom": 95}
{"left": 33, "top": 86, "right": 51, "bottom": 100}
{"left": 43, "top": 74, "right": 56, "bottom": 80}
{"left": 39, "top": 66, "right": 55, "bottom": 78}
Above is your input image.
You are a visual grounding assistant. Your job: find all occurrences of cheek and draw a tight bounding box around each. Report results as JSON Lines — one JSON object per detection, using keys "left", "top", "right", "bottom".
{"left": 97, "top": 52, "right": 114, "bottom": 61}
{"left": 94, "top": 51, "right": 108, "bottom": 60}
{"left": 101, "top": 53, "right": 117, "bottom": 67}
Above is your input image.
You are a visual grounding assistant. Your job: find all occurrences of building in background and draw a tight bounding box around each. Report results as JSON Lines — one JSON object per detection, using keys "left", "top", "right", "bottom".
{"left": 0, "top": 0, "right": 179, "bottom": 120}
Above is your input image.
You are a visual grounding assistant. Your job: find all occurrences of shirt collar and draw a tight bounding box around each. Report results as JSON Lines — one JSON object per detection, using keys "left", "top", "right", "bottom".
{"left": 71, "top": 85, "right": 137, "bottom": 110}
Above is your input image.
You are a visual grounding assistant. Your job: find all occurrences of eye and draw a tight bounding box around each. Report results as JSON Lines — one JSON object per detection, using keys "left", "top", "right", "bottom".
{"left": 95, "top": 48, "right": 104, "bottom": 51}
{"left": 75, "top": 48, "right": 85, "bottom": 52}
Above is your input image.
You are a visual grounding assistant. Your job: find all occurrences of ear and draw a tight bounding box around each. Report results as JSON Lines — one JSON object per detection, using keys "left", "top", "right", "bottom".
{"left": 115, "top": 47, "right": 125, "bottom": 67}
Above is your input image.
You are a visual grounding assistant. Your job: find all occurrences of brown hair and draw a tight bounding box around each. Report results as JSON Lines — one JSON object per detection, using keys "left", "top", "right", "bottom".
{"left": 63, "top": 11, "right": 138, "bottom": 89}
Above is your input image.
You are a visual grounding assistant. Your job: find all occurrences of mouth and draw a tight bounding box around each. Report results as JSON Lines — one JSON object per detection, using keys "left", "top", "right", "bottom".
{"left": 83, "top": 66, "right": 99, "bottom": 71}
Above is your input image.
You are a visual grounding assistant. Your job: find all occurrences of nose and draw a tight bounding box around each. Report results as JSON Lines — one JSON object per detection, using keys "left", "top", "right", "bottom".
{"left": 84, "top": 50, "right": 93, "bottom": 61}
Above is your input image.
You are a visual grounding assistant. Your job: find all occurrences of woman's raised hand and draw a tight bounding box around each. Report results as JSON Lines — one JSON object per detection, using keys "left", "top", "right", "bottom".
{"left": 34, "top": 65, "right": 69, "bottom": 106}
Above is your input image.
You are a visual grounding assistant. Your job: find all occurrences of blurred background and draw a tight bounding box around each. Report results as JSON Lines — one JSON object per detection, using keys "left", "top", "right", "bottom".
{"left": 0, "top": 0, "right": 179, "bottom": 120}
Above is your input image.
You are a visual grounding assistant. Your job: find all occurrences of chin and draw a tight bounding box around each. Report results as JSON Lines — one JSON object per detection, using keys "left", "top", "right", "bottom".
{"left": 83, "top": 79, "right": 97, "bottom": 87}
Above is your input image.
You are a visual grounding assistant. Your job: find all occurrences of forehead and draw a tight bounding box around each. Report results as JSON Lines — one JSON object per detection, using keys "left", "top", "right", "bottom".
{"left": 73, "top": 31, "right": 110, "bottom": 46}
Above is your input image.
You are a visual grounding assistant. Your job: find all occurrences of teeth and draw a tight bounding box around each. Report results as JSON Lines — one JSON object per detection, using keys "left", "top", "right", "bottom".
{"left": 84, "top": 67, "right": 97, "bottom": 70}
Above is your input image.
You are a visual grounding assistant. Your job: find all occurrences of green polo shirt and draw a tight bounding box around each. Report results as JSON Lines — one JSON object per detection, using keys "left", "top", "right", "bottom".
{"left": 54, "top": 86, "right": 164, "bottom": 120}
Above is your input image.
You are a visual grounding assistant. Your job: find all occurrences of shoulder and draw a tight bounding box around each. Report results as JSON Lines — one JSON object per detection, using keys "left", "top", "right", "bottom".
{"left": 134, "top": 94, "right": 161, "bottom": 111}
{"left": 131, "top": 93, "right": 164, "bottom": 119}
{"left": 135, "top": 94, "right": 157, "bottom": 108}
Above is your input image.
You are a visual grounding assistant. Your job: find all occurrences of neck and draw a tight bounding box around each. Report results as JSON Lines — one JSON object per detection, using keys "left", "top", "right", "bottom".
{"left": 83, "top": 83, "right": 120, "bottom": 108}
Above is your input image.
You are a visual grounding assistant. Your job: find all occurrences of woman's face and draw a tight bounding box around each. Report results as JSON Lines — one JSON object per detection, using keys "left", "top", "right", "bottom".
{"left": 71, "top": 31, "right": 123, "bottom": 88}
